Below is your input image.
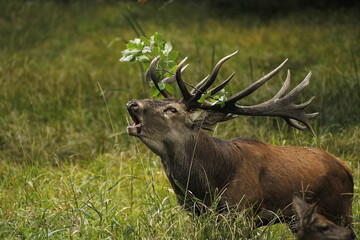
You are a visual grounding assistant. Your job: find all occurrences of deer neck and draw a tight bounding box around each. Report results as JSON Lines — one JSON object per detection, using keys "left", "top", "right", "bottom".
{"left": 159, "top": 128, "right": 237, "bottom": 205}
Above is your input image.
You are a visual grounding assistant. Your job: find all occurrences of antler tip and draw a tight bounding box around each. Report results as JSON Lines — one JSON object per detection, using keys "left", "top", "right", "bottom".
{"left": 309, "top": 127, "right": 316, "bottom": 137}
{"left": 280, "top": 58, "right": 289, "bottom": 66}
{"left": 307, "top": 71, "right": 312, "bottom": 78}
{"left": 151, "top": 56, "right": 161, "bottom": 66}
{"left": 182, "top": 64, "right": 189, "bottom": 72}
{"left": 178, "top": 57, "right": 188, "bottom": 67}
{"left": 309, "top": 112, "right": 319, "bottom": 119}
{"left": 303, "top": 71, "right": 312, "bottom": 85}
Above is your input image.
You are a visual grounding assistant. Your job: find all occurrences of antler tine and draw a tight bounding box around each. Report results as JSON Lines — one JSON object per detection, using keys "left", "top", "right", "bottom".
{"left": 296, "top": 96, "right": 315, "bottom": 109}
{"left": 283, "top": 99, "right": 319, "bottom": 136}
{"left": 285, "top": 71, "right": 311, "bottom": 102}
{"left": 192, "top": 51, "right": 238, "bottom": 101}
{"left": 145, "top": 60, "right": 155, "bottom": 87}
{"left": 146, "top": 56, "right": 173, "bottom": 98}
{"left": 175, "top": 57, "right": 192, "bottom": 101}
{"left": 285, "top": 114, "right": 318, "bottom": 136}
{"left": 227, "top": 58, "right": 288, "bottom": 105}
{"left": 161, "top": 64, "right": 189, "bottom": 84}
{"left": 273, "top": 69, "right": 291, "bottom": 99}
{"left": 274, "top": 71, "right": 318, "bottom": 135}
{"left": 190, "top": 75, "right": 210, "bottom": 95}
{"left": 271, "top": 71, "right": 315, "bottom": 111}
{"left": 285, "top": 118, "right": 307, "bottom": 131}
{"left": 209, "top": 72, "right": 235, "bottom": 96}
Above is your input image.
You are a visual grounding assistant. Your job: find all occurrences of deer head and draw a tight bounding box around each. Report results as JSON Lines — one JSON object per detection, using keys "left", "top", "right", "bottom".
{"left": 292, "top": 194, "right": 355, "bottom": 240}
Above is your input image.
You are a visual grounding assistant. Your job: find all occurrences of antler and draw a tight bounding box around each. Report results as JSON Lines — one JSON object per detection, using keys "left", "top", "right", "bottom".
{"left": 145, "top": 56, "right": 173, "bottom": 98}
{"left": 175, "top": 51, "right": 319, "bottom": 135}
{"left": 145, "top": 56, "right": 188, "bottom": 98}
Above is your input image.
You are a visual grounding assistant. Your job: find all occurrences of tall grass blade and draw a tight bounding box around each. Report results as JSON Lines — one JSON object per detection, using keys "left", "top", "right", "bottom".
{"left": 126, "top": 7, "right": 146, "bottom": 37}
{"left": 123, "top": 14, "right": 140, "bottom": 37}
{"left": 351, "top": 47, "right": 359, "bottom": 97}
{"left": 211, "top": 44, "right": 216, "bottom": 68}
{"left": 248, "top": 56, "right": 254, "bottom": 82}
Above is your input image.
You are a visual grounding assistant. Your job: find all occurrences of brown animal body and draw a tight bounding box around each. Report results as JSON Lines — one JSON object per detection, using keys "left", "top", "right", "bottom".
{"left": 126, "top": 52, "right": 353, "bottom": 228}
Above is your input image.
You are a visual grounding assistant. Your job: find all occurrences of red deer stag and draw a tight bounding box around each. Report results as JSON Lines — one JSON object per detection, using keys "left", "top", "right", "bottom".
{"left": 292, "top": 194, "right": 355, "bottom": 240}
{"left": 126, "top": 51, "right": 353, "bottom": 229}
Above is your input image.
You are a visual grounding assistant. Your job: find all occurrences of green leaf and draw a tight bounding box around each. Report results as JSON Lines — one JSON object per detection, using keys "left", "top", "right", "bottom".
{"left": 219, "top": 96, "right": 227, "bottom": 108}
{"left": 197, "top": 91, "right": 212, "bottom": 104}
{"left": 198, "top": 95, "right": 207, "bottom": 104}
{"left": 165, "top": 72, "right": 173, "bottom": 78}
{"left": 142, "top": 46, "right": 152, "bottom": 54}
{"left": 209, "top": 95, "right": 227, "bottom": 108}
{"left": 121, "top": 49, "right": 132, "bottom": 56}
{"left": 165, "top": 83, "right": 175, "bottom": 95}
{"left": 166, "top": 61, "right": 176, "bottom": 70}
{"left": 158, "top": 82, "right": 165, "bottom": 90}
{"left": 143, "top": 61, "right": 150, "bottom": 70}
{"left": 150, "top": 85, "right": 160, "bottom": 97}
{"left": 164, "top": 41, "right": 172, "bottom": 54}
{"left": 137, "top": 55, "right": 149, "bottom": 62}
{"left": 120, "top": 55, "right": 134, "bottom": 62}
{"left": 154, "top": 32, "right": 164, "bottom": 48}
{"left": 126, "top": 42, "right": 138, "bottom": 50}
{"left": 130, "top": 38, "right": 141, "bottom": 44}
{"left": 152, "top": 46, "right": 162, "bottom": 56}
{"left": 168, "top": 65, "right": 178, "bottom": 74}
{"left": 140, "top": 36, "right": 150, "bottom": 45}
{"left": 129, "top": 48, "right": 142, "bottom": 55}
{"left": 168, "top": 50, "right": 179, "bottom": 61}
{"left": 159, "top": 52, "right": 167, "bottom": 60}
{"left": 126, "top": 41, "right": 143, "bottom": 54}
{"left": 149, "top": 35, "right": 155, "bottom": 45}
{"left": 129, "top": 57, "right": 137, "bottom": 63}
{"left": 218, "top": 89, "right": 226, "bottom": 95}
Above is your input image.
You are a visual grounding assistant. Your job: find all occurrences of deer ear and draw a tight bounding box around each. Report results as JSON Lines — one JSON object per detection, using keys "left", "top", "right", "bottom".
{"left": 189, "top": 110, "right": 228, "bottom": 130}
{"left": 302, "top": 203, "right": 317, "bottom": 227}
{"left": 293, "top": 194, "right": 317, "bottom": 227}
{"left": 292, "top": 194, "right": 309, "bottom": 219}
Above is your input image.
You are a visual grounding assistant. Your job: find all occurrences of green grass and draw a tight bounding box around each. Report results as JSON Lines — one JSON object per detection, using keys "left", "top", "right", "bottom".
{"left": 0, "top": 0, "right": 359, "bottom": 239}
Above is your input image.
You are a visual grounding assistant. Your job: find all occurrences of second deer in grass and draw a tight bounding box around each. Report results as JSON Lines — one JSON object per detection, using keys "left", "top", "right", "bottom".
{"left": 126, "top": 51, "right": 354, "bottom": 230}
{"left": 292, "top": 194, "right": 355, "bottom": 240}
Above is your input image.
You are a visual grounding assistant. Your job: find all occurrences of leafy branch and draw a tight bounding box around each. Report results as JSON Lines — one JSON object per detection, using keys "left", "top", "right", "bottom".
{"left": 120, "top": 32, "right": 228, "bottom": 106}
{"left": 120, "top": 32, "right": 178, "bottom": 97}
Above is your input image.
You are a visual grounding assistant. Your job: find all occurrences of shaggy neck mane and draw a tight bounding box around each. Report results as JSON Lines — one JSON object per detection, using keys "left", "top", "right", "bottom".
{"left": 161, "top": 128, "right": 238, "bottom": 210}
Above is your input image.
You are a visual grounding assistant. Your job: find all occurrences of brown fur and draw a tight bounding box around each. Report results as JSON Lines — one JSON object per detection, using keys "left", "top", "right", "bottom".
{"left": 126, "top": 99, "right": 354, "bottom": 228}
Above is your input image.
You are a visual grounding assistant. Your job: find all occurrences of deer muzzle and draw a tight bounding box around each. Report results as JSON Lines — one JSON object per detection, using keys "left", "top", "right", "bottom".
{"left": 126, "top": 101, "right": 142, "bottom": 136}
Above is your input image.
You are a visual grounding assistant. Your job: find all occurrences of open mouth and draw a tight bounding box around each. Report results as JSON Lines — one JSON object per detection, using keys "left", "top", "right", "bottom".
{"left": 127, "top": 112, "right": 142, "bottom": 136}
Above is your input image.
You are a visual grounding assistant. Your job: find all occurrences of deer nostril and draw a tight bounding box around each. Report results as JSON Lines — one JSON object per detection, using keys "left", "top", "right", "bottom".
{"left": 127, "top": 102, "right": 139, "bottom": 112}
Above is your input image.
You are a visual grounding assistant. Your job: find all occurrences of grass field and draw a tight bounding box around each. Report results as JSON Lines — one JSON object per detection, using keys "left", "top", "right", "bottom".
{"left": 0, "top": 1, "right": 359, "bottom": 239}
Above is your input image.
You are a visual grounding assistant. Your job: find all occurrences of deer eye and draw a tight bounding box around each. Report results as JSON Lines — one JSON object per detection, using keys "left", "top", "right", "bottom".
{"left": 164, "top": 107, "right": 177, "bottom": 113}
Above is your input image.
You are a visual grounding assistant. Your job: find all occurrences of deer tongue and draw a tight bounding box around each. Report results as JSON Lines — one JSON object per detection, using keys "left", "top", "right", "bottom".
{"left": 127, "top": 123, "right": 142, "bottom": 136}
{"left": 127, "top": 112, "right": 142, "bottom": 136}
